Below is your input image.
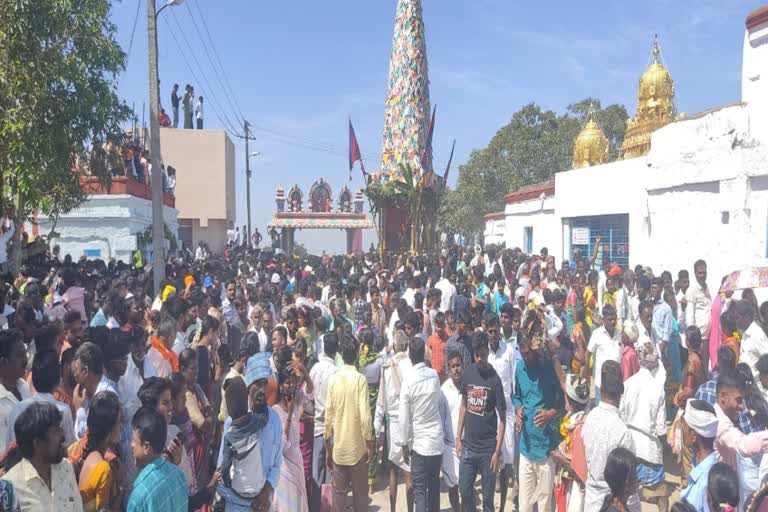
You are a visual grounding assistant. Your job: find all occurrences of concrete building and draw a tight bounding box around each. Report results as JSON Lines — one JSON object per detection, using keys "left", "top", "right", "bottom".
{"left": 40, "top": 178, "right": 178, "bottom": 264}
{"left": 484, "top": 6, "right": 768, "bottom": 292}
{"left": 160, "top": 128, "right": 236, "bottom": 254}
{"left": 40, "top": 127, "right": 235, "bottom": 263}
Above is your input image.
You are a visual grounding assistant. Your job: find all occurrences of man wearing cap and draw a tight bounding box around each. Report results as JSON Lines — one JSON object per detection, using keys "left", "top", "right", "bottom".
{"left": 679, "top": 399, "right": 718, "bottom": 511}
{"left": 216, "top": 352, "right": 283, "bottom": 512}
{"left": 620, "top": 343, "right": 668, "bottom": 511}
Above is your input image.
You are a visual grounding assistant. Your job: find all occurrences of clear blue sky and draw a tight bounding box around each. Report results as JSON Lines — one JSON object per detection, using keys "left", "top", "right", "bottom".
{"left": 110, "top": 0, "right": 762, "bottom": 253}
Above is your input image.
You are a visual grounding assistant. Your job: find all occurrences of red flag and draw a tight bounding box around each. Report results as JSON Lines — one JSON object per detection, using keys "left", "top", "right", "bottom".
{"left": 349, "top": 118, "right": 366, "bottom": 181}
{"left": 420, "top": 105, "right": 436, "bottom": 172}
{"left": 440, "top": 139, "right": 456, "bottom": 192}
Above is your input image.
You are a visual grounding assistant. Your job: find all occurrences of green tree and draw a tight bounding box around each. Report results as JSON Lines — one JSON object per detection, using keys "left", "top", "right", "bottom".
{"left": 0, "top": 0, "right": 131, "bottom": 270}
{"left": 439, "top": 99, "right": 628, "bottom": 241}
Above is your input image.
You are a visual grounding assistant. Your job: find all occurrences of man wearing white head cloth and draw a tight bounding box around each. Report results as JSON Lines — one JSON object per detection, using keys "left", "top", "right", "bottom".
{"left": 679, "top": 399, "right": 718, "bottom": 511}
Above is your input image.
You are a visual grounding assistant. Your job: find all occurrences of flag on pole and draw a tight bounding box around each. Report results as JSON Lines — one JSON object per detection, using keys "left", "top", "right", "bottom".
{"left": 420, "top": 105, "right": 436, "bottom": 172}
{"left": 440, "top": 139, "right": 456, "bottom": 192}
{"left": 348, "top": 118, "right": 366, "bottom": 181}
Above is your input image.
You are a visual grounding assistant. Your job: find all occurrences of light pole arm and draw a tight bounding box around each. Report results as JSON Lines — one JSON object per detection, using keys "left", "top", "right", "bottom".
{"left": 155, "top": 2, "right": 170, "bottom": 17}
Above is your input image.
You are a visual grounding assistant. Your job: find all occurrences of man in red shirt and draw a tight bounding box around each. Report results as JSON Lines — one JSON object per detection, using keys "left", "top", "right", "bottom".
{"left": 428, "top": 312, "right": 449, "bottom": 382}
{"left": 159, "top": 108, "right": 172, "bottom": 128}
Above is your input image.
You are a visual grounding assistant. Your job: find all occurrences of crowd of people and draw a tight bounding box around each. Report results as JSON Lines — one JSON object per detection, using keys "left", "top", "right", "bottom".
{"left": 0, "top": 238, "right": 765, "bottom": 512}
{"left": 164, "top": 84, "right": 203, "bottom": 130}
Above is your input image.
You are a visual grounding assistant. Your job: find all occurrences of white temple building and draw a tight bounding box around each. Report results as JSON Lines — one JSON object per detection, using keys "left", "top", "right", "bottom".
{"left": 484, "top": 6, "right": 768, "bottom": 290}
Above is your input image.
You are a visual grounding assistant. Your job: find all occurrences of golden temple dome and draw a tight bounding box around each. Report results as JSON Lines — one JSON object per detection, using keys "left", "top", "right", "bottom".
{"left": 620, "top": 35, "right": 676, "bottom": 159}
{"left": 572, "top": 105, "right": 609, "bottom": 169}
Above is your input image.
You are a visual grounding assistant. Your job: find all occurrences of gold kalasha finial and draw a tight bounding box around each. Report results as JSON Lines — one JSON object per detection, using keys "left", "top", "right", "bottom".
{"left": 620, "top": 34, "right": 675, "bottom": 159}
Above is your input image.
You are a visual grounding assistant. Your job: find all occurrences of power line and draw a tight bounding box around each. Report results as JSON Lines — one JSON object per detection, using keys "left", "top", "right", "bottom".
{"left": 182, "top": 1, "right": 245, "bottom": 127}
{"left": 250, "top": 124, "right": 446, "bottom": 169}
{"left": 188, "top": 0, "right": 246, "bottom": 121}
{"left": 161, "top": 15, "right": 242, "bottom": 138}
{"left": 124, "top": 0, "right": 143, "bottom": 67}
{"left": 163, "top": 12, "right": 243, "bottom": 137}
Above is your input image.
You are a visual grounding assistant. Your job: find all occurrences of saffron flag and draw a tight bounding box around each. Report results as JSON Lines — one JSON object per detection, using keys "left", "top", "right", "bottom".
{"left": 441, "top": 139, "right": 456, "bottom": 192}
{"left": 420, "top": 104, "right": 436, "bottom": 172}
{"left": 348, "top": 118, "right": 366, "bottom": 181}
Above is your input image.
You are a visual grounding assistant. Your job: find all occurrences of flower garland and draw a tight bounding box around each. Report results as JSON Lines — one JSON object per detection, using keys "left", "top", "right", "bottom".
{"left": 559, "top": 416, "right": 573, "bottom": 455}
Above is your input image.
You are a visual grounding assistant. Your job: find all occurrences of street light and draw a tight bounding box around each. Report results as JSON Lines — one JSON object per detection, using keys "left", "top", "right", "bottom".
{"left": 156, "top": 0, "right": 185, "bottom": 17}
{"left": 147, "top": 0, "right": 183, "bottom": 294}
{"left": 245, "top": 150, "right": 261, "bottom": 246}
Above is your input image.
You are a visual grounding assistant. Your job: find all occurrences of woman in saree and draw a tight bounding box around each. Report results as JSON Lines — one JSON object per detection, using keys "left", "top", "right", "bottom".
{"left": 273, "top": 346, "right": 313, "bottom": 512}
{"left": 584, "top": 270, "right": 599, "bottom": 328}
{"left": 663, "top": 289, "right": 685, "bottom": 418}
{"left": 564, "top": 272, "right": 585, "bottom": 335}
{"left": 359, "top": 328, "right": 383, "bottom": 494}
{"left": 68, "top": 391, "right": 122, "bottom": 511}
{"left": 570, "top": 304, "right": 590, "bottom": 376}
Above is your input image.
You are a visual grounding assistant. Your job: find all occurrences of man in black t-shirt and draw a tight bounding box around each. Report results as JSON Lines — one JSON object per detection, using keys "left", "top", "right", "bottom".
{"left": 455, "top": 331, "right": 506, "bottom": 512}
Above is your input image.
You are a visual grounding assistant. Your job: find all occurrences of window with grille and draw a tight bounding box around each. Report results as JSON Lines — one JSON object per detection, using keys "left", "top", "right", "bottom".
{"left": 569, "top": 214, "right": 630, "bottom": 270}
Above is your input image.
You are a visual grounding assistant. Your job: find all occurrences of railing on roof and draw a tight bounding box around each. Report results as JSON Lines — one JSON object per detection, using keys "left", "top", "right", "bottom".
{"left": 80, "top": 176, "right": 175, "bottom": 208}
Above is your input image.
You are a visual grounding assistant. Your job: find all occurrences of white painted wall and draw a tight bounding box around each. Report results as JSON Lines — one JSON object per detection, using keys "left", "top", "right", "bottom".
{"left": 37, "top": 195, "right": 178, "bottom": 263}
{"left": 502, "top": 195, "right": 559, "bottom": 255}
{"left": 743, "top": 14, "right": 768, "bottom": 141}
{"left": 485, "top": 101, "right": 768, "bottom": 292}
{"left": 483, "top": 218, "right": 506, "bottom": 246}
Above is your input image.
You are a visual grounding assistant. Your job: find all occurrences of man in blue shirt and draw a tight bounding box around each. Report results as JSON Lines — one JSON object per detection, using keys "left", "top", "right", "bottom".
{"left": 217, "top": 353, "right": 283, "bottom": 512}
{"left": 128, "top": 407, "right": 188, "bottom": 512}
{"left": 651, "top": 277, "right": 674, "bottom": 355}
{"left": 679, "top": 399, "right": 719, "bottom": 511}
{"left": 513, "top": 330, "right": 564, "bottom": 512}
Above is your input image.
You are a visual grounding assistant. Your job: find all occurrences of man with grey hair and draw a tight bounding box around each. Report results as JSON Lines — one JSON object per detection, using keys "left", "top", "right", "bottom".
{"left": 620, "top": 343, "right": 668, "bottom": 511}
{"left": 247, "top": 304, "right": 268, "bottom": 352}
{"left": 374, "top": 330, "right": 414, "bottom": 511}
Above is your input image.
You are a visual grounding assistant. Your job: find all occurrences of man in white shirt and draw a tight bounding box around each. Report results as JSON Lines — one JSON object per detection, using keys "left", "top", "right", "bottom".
{"left": 583, "top": 361, "right": 639, "bottom": 512}
{"left": 402, "top": 276, "right": 419, "bottom": 310}
{"left": 374, "top": 331, "right": 413, "bottom": 509}
{"left": 585, "top": 304, "right": 621, "bottom": 402}
{"left": 5, "top": 402, "right": 84, "bottom": 512}
{"left": 0, "top": 331, "right": 32, "bottom": 454}
{"left": 118, "top": 327, "right": 158, "bottom": 421}
{"left": 146, "top": 319, "right": 173, "bottom": 378}
{"left": 195, "top": 95, "right": 204, "bottom": 129}
{"left": 734, "top": 299, "right": 768, "bottom": 379}
{"left": 7, "top": 350, "right": 74, "bottom": 449}
{"left": 0, "top": 219, "right": 15, "bottom": 274}
{"left": 597, "top": 260, "right": 610, "bottom": 311}
{"left": 441, "top": 351, "right": 463, "bottom": 512}
{"left": 435, "top": 272, "right": 457, "bottom": 313}
{"left": 483, "top": 312, "right": 517, "bottom": 511}
{"left": 685, "top": 259, "right": 712, "bottom": 339}
{"left": 399, "top": 336, "right": 449, "bottom": 512}
{"left": 309, "top": 332, "right": 339, "bottom": 511}
{"left": 620, "top": 343, "right": 668, "bottom": 511}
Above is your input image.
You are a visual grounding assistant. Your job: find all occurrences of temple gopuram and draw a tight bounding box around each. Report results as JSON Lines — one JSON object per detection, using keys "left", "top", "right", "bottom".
{"left": 364, "top": 0, "right": 445, "bottom": 255}
{"left": 268, "top": 178, "right": 372, "bottom": 254}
